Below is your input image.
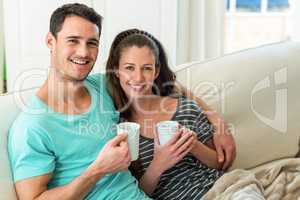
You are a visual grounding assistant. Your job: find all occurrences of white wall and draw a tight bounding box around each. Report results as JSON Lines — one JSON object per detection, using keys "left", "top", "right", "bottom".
{"left": 94, "top": 0, "right": 177, "bottom": 72}
{"left": 3, "top": 0, "right": 177, "bottom": 92}
{"left": 289, "top": 0, "right": 300, "bottom": 41}
{"left": 3, "top": 0, "right": 94, "bottom": 92}
{"left": 0, "top": 0, "right": 4, "bottom": 93}
{"left": 176, "top": 0, "right": 225, "bottom": 65}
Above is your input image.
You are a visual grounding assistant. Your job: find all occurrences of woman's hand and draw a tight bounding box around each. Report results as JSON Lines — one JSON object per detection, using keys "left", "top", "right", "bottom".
{"left": 138, "top": 127, "right": 195, "bottom": 196}
{"left": 150, "top": 128, "right": 194, "bottom": 175}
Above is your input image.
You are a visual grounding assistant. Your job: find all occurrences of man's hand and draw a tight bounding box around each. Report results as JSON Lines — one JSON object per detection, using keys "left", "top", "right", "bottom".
{"left": 89, "top": 134, "right": 131, "bottom": 176}
{"left": 210, "top": 114, "right": 236, "bottom": 171}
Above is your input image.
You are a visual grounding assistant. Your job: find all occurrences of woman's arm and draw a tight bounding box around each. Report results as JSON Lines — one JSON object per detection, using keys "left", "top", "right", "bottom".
{"left": 138, "top": 131, "right": 194, "bottom": 195}
{"left": 190, "top": 139, "right": 222, "bottom": 169}
{"left": 138, "top": 162, "right": 164, "bottom": 195}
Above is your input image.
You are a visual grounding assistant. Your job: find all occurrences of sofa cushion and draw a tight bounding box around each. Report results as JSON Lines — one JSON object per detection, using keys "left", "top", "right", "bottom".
{"left": 175, "top": 42, "right": 300, "bottom": 169}
{"left": 0, "top": 88, "right": 36, "bottom": 200}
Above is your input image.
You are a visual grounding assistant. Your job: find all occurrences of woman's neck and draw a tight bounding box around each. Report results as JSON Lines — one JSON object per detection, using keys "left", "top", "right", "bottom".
{"left": 131, "top": 95, "right": 161, "bottom": 116}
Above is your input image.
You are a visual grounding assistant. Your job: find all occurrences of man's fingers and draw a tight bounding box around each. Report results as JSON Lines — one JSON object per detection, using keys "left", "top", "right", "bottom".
{"left": 111, "top": 134, "right": 128, "bottom": 146}
{"left": 216, "top": 145, "right": 225, "bottom": 163}
{"left": 119, "top": 141, "right": 130, "bottom": 154}
{"left": 222, "top": 151, "right": 230, "bottom": 170}
{"left": 124, "top": 150, "right": 131, "bottom": 163}
{"left": 222, "top": 146, "right": 235, "bottom": 171}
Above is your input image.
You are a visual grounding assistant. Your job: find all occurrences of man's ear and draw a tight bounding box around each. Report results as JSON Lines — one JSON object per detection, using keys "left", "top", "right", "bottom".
{"left": 45, "top": 32, "right": 55, "bottom": 51}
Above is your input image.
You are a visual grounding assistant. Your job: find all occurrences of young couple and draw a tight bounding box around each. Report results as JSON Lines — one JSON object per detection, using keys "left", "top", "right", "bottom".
{"left": 8, "top": 3, "right": 236, "bottom": 200}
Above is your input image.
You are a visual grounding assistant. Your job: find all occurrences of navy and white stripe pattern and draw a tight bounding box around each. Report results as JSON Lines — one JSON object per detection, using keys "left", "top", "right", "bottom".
{"left": 138, "top": 96, "right": 224, "bottom": 200}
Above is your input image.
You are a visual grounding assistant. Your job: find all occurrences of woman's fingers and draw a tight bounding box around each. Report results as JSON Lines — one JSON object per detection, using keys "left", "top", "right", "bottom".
{"left": 165, "top": 131, "right": 182, "bottom": 145}
{"left": 175, "top": 134, "right": 194, "bottom": 156}
{"left": 153, "top": 130, "right": 160, "bottom": 146}
{"left": 177, "top": 146, "right": 193, "bottom": 162}
{"left": 173, "top": 128, "right": 193, "bottom": 149}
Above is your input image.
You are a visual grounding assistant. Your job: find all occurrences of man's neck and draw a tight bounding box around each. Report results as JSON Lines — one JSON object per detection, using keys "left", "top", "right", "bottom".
{"left": 37, "top": 70, "right": 91, "bottom": 115}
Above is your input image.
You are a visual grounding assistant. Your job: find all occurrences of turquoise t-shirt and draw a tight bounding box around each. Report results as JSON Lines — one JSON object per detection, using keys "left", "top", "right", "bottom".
{"left": 8, "top": 74, "right": 151, "bottom": 200}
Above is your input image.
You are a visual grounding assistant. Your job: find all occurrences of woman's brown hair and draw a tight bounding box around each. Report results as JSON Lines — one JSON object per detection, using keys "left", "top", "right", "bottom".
{"left": 106, "top": 28, "right": 181, "bottom": 120}
{"left": 105, "top": 29, "right": 183, "bottom": 180}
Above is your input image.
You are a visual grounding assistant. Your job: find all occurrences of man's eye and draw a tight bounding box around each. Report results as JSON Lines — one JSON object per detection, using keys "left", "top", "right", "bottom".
{"left": 88, "top": 42, "right": 99, "bottom": 47}
{"left": 68, "top": 39, "right": 78, "bottom": 44}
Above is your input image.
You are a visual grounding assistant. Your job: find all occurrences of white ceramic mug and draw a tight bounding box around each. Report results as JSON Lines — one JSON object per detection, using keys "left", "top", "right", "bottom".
{"left": 117, "top": 122, "right": 140, "bottom": 161}
{"left": 156, "top": 121, "right": 179, "bottom": 145}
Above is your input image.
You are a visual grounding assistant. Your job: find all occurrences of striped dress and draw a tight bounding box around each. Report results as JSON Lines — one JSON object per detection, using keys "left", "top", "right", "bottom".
{"left": 137, "top": 96, "right": 224, "bottom": 200}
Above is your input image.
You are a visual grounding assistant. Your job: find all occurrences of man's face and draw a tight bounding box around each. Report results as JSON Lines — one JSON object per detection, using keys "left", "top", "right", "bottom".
{"left": 47, "top": 16, "right": 100, "bottom": 81}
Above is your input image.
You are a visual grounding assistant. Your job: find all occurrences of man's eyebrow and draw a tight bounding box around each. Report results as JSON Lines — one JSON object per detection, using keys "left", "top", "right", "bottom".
{"left": 89, "top": 38, "right": 99, "bottom": 43}
{"left": 65, "top": 36, "right": 99, "bottom": 43}
{"left": 66, "top": 36, "right": 81, "bottom": 40}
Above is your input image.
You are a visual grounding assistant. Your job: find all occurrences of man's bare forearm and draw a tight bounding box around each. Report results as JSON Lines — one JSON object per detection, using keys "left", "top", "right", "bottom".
{"left": 32, "top": 169, "right": 104, "bottom": 200}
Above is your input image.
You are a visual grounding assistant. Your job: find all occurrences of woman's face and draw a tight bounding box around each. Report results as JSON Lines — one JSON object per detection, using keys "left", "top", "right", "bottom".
{"left": 117, "top": 46, "right": 159, "bottom": 100}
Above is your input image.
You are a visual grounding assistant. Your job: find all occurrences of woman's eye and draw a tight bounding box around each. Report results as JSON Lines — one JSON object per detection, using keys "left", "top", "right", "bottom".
{"left": 143, "top": 66, "right": 153, "bottom": 71}
{"left": 125, "top": 66, "right": 134, "bottom": 71}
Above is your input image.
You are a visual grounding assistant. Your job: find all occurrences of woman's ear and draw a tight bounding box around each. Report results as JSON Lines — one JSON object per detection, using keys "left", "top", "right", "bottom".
{"left": 115, "top": 68, "right": 120, "bottom": 78}
{"left": 155, "top": 67, "right": 160, "bottom": 79}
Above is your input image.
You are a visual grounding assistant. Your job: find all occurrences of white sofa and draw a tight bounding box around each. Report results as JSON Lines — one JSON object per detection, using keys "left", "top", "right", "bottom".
{"left": 1, "top": 41, "right": 299, "bottom": 199}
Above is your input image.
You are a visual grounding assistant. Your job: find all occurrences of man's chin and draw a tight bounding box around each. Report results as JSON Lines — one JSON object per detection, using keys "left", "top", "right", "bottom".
{"left": 62, "top": 73, "right": 89, "bottom": 82}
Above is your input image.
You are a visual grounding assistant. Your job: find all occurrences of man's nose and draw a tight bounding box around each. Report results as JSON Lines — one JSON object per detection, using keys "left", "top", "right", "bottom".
{"left": 77, "top": 44, "right": 89, "bottom": 57}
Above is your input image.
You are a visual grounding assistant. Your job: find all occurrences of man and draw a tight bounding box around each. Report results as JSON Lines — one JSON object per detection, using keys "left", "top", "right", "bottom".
{"left": 8, "top": 3, "right": 151, "bottom": 200}
{"left": 8, "top": 3, "right": 235, "bottom": 200}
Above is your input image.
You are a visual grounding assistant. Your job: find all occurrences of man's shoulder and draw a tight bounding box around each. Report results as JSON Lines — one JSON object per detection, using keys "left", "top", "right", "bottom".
{"left": 86, "top": 73, "right": 105, "bottom": 87}
{"left": 10, "top": 110, "right": 50, "bottom": 135}
{"left": 10, "top": 95, "right": 56, "bottom": 137}
{"left": 86, "top": 73, "right": 113, "bottom": 100}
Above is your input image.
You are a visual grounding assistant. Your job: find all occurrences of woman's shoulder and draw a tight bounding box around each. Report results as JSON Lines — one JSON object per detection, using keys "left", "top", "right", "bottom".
{"left": 176, "top": 96, "right": 204, "bottom": 113}
{"left": 160, "top": 96, "right": 178, "bottom": 110}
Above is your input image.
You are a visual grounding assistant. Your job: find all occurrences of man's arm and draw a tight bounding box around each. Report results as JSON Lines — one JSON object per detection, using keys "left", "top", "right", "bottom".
{"left": 15, "top": 134, "right": 131, "bottom": 200}
{"left": 178, "top": 83, "right": 236, "bottom": 170}
{"left": 15, "top": 170, "right": 103, "bottom": 200}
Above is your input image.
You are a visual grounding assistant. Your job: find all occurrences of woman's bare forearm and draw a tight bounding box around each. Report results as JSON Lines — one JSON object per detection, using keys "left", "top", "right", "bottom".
{"left": 138, "top": 162, "right": 163, "bottom": 196}
{"left": 190, "top": 141, "right": 222, "bottom": 169}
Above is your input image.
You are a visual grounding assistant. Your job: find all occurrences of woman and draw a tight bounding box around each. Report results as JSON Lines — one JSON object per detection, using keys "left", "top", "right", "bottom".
{"left": 105, "top": 29, "right": 230, "bottom": 199}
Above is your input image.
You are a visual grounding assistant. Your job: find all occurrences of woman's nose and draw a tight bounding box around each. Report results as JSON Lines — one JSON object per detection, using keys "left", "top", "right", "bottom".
{"left": 132, "top": 69, "right": 144, "bottom": 82}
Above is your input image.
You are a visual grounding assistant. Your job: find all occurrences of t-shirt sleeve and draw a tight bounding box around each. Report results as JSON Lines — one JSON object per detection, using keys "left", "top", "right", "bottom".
{"left": 193, "top": 109, "right": 215, "bottom": 144}
{"left": 86, "top": 73, "right": 106, "bottom": 93}
{"left": 8, "top": 118, "right": 56, "bottom": 182}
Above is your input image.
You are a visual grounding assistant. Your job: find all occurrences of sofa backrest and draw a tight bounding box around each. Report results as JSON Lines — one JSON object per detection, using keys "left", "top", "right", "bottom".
{"left": 175, "top": 41, "right": 300, "bottom": 169}
{"left": 1, "top": 41, "right": 299, "bottom": 198}
{"left": 0, "top": 89, "right": 36, "bottom": 200}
